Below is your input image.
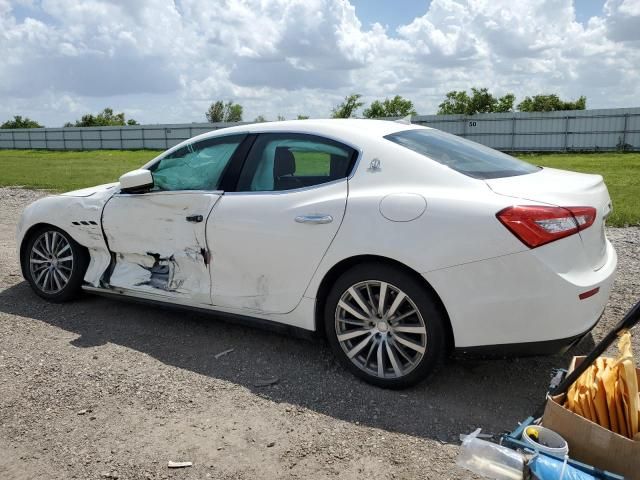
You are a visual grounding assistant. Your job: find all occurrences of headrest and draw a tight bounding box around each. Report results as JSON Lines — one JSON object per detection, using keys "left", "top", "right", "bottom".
{"left": 274, "top": 147, "right": 296, "bottom": 177}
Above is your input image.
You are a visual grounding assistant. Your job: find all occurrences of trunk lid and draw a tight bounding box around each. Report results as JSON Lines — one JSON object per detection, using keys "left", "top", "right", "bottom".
{"left": 486, "top": 167, "right": 612, "bottom": 270}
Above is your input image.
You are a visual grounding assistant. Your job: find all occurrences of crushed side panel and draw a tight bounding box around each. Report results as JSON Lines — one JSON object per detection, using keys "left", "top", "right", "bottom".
{"left": 102, "top": 192, "right": 220, "bottom": 304}
{"left": 17, "top": 186, "right": 117, "bottom": 287}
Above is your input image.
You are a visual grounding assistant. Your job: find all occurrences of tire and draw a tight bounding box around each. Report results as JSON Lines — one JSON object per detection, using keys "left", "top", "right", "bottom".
{"left": 22, "top": 225, "right": 89, "bottom": 302}
{"left": 324, "top": 263, "right": 447, "bottom": 389}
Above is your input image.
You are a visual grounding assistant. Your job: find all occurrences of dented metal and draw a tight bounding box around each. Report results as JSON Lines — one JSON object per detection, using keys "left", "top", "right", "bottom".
{"left": 101, "top": 191, "right": 219, "bottom": 304}
{"left": 17, "top": 183, "right": 217, "bottom": 304}
{"left": 16, "top": 184, "right": 117, "bottom": 287}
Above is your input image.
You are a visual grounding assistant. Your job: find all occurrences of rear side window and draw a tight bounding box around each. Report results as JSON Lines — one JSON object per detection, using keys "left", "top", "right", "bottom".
{"left": 236, "top": 133, "right": 357, "bottom": 192}
{"left": 385, "top": 128, "right": 540, "bottom": 179}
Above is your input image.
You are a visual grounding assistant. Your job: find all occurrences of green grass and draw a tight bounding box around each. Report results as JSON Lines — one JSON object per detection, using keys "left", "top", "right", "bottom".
{"left": 0, "top": 150, "right": 638, "bottom": 226}
{"left": 516, "top": 153, "right": 640, "bottom": 227}
{"left": 292, "top": 151, "right": 332, "bottom": 175}
{"left": 0, "top": 150, "right": 161, "bottom": 192}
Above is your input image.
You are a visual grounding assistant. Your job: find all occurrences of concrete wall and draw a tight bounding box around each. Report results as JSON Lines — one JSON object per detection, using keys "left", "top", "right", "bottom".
{"left": 1, "top": 108, "right": 638, "bottom": 152}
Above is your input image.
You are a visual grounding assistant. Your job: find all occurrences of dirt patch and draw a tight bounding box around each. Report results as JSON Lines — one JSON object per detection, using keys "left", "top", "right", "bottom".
{"left": 1, "top": 187, "right": 638, "bottom": 479}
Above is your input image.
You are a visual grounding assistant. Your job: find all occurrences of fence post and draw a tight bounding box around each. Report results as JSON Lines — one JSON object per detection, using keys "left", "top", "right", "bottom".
{"left": 62, "top": 128, "right": 66, "bottom": 150}
{"left": 28, "top": 129, "right": 32, "bottom": 149}
{"left": 80, "top": 129, "right": 84, "bottom": 150}
{"left": 510, "top": 116, "right": 516, "bottom": 152}
{"left": 564, "top": 115, "right": 569, "bottom": 152}
{"left": 141, "top": 127, "right": 145, "bottom": 149}
{"left": 44, "top": 128, "right": 47, "bottom": 149}
{"left": 119, "top": 127, "right": 123, "bottom": 150}
{"left": 622, "top": 113, "right": 629, "bottom": 148}
{"left": 462, "top": 116, "right": 467, "bottom": 138}
{"left": 11, "top": 130, "right": 15, "bottom": 149}
{"left": 165, "top": 128, "right": 169, "bottom": 149}
{"left": 99, "top": 128, "right": 103, "bottom": 149}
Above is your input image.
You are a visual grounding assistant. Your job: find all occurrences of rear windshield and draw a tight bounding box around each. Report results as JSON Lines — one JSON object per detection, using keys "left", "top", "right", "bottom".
{"left": 384, "top": 128, "right": 540, "bottom": 179}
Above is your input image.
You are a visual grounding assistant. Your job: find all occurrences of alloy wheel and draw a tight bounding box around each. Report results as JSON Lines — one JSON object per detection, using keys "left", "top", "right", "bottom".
{"left": 334, "top": 280, "right": 427, "bottom": 379}
{"left": 29, "top": 230, "right": 74, "bottom": 294}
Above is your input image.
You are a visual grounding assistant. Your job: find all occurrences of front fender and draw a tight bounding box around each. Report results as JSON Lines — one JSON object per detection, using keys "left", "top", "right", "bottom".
{"left": 17, "top": 186, "right": 118, "bottom": 287}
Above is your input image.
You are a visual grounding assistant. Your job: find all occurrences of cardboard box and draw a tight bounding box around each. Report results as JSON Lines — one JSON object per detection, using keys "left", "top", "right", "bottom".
{"left": 542, "top": 356, "right": 640, "bottom": 479}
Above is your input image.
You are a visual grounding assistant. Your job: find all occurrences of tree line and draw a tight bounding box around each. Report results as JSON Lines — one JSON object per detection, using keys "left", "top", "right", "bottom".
{"left": 1, "top": 88, "right": 587, "bottom": 129}
{"left": 0, "top": 108, "right": 138, "bottom": 129}
{"left": 63, "top": 108, "right": 139, "bottom": 127}
{"left": 330, "top": 89, "right": 586, "bottom": 118}
{"left": 436, "top": 88, "right": 586, "bottom": 116}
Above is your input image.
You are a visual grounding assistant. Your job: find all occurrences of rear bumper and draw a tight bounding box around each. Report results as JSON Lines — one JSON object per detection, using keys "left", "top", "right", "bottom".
{"left": 424, "top": 238, "right": 617, "bottom": 349}
{"left": 454, "top": 311, "right": 602, "bottom": 357}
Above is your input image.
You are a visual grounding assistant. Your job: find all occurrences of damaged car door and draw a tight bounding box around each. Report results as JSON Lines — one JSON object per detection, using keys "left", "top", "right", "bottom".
{"left": 101, "top": 134, "right": 246, "bottom": 305}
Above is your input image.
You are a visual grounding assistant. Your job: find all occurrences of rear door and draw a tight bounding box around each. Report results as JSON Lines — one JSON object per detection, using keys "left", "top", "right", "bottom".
{"left": 207, "top": 132, "right": 358, "bottom": 314}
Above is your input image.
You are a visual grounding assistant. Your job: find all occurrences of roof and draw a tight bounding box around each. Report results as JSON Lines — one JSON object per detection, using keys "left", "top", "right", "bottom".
{"left": 194, "top": 118, "right": 424, "bottom": 142}
{"left": 255, "top": 118, "right": 420, "bottom": 136}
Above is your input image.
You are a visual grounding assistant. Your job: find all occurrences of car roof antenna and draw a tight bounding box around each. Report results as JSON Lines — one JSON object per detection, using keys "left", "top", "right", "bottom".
{"left": 395, "top": 114, "right": 412, "bottom": 125}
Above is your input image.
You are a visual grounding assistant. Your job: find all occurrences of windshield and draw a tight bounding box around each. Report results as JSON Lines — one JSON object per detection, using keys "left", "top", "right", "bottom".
{"left": 384, "top": 128, "right": 540, "bottom": 179}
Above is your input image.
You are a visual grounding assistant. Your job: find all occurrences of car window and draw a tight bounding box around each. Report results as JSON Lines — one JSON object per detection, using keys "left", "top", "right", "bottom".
{"left": 385, "top": 128, "right": 540, "bottom": 179}
{"left": 236, "top": 133, "right": 357, "bottom": 192}
{"left": 150, "top": 134, "right": 246, "bottom": 191}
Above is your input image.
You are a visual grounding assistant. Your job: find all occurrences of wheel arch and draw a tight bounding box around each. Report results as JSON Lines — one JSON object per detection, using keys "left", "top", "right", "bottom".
{"left": 19, "top": 223, "right": 89, "bottom": 278}
{"left": 313, "top": 254, "right": 455, "bottom": 351}
{"left": 19, "top": 222, "right": 49, "bottom": 278}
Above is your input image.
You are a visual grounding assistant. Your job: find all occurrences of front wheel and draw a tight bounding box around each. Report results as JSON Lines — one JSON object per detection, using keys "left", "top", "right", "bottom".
{"left": 22, "top": 226, "right": 88, "bottom": 302}
{"left": 324, "top": 263, "right": 447, "bottom": 389}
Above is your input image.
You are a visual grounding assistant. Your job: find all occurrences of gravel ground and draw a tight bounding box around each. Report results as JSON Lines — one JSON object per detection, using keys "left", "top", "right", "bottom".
{"left": 1, "top": 187, "right": 638, "bottom": 480}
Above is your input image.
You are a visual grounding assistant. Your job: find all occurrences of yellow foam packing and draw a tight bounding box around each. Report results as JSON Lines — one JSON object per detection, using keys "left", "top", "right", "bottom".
{"left": 564, "top": 331, "right": 639, "bottom": 440}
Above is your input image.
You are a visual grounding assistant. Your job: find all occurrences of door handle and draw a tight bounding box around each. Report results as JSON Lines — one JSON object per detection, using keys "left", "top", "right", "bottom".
{"left": 186, "top": 214, "right": 204, "bottom": 223}
{"left": 295, "top": 214, "right": 333, "bottom": 225}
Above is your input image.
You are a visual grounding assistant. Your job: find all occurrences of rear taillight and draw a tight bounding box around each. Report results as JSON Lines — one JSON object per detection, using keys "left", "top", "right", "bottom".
{"left": 497, "top": 205, "right": 596, "bottom": 248}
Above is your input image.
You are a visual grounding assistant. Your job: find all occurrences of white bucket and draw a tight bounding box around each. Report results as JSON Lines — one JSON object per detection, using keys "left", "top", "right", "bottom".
{"left": 522, "top": 425, "right": 569, "bottom": 456}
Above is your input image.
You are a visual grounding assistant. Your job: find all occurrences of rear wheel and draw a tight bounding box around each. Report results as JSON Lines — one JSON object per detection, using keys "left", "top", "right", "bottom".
{"left": 22, "top": 226, "right": 88, "bottom": 302}
{"left": 324, "top": 263, "right": 447, "bottom": 389}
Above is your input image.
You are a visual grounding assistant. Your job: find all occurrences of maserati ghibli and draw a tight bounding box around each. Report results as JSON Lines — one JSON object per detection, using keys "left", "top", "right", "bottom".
{"left": 17, "top": 119, "right": 616, "bottom": 388}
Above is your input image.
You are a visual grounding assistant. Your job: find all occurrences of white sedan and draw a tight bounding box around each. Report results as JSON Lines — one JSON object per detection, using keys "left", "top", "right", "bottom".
{"left": 17, "top": 119, "right": 617, "bottom": 388}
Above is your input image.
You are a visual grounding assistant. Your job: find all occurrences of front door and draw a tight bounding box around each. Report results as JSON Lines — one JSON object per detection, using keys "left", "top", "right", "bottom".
{"left": 102, "top": 191, "right": 220, "bottom": 304}
{"left": 208, "top": 132, "right": 358, "bottom": 314}
{"left": 101, "top": 133, "right": 247, "bottom": 305}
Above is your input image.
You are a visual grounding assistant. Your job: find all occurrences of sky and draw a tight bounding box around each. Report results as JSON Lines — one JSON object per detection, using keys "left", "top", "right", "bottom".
{"left": 351, "top": 0, "right": 610, "bottom": 28}
{"left": 1, "top": 0, "right": 639, "bottom": 127}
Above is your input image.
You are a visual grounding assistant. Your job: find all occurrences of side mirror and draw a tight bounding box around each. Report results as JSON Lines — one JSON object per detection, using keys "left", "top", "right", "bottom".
{"left": 119, "top": 169, "right": 154, "bottom": 193}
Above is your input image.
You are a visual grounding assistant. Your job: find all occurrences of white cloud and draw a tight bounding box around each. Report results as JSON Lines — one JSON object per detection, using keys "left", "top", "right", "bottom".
{"left": 619, "top": 0, "right": 640, "bottom": 16}
{"left": 0, "top": 0, "right": 639, "bottom": 126}
{"left": 604, "top": 0, "right": 640, "bottom": 41}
